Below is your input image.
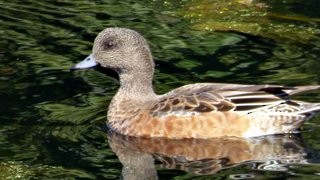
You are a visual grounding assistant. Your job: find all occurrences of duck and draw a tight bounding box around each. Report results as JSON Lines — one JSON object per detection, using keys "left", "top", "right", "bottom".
{"left": 71, "top": 27, "right": 320, "bottom": 139}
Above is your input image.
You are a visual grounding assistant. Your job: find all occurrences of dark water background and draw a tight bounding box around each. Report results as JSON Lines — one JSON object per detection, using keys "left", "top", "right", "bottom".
{"left": 1, "top": 0, "right": 320, "bottom": 179}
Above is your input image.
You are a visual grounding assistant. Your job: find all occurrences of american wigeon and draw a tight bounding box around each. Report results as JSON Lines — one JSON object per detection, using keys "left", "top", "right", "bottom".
{"left": 71, "top": 27, "right": 320, "bottom": 139}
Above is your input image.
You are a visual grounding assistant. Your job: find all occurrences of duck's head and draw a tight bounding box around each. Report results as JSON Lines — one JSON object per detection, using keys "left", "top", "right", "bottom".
{"left": 71, "top": 27, "right": 154, "bottom": 75}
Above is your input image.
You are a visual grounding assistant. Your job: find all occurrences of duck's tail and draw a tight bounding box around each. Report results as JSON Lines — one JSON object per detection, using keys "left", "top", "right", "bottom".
{"left": 285, "top": 85, "right": 320, "bottom": 120}
{"left": 284, "top": 102, "right": 320, "bottom": 132}
{"left": 296, "top": 102, "right": 320, "bottom": 118}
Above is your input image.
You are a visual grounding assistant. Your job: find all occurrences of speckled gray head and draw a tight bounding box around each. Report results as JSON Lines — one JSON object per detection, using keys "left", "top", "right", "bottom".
{"left": 71, "top": 27, "right": 155, "bottom": 75}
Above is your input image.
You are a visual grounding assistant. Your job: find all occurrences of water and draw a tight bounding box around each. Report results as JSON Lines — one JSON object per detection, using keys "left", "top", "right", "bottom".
{"left": 0, "top": 0, "right": 320, "bottom": 179}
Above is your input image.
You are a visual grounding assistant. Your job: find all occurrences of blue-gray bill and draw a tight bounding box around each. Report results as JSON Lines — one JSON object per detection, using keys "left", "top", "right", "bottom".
{"left": 70, "top": 54, "right": 98, "bottom": 71}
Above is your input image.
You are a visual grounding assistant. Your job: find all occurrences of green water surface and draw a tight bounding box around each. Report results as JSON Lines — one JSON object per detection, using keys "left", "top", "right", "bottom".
{"left": 0, "top": 0, "right": 320, "bottom": 179}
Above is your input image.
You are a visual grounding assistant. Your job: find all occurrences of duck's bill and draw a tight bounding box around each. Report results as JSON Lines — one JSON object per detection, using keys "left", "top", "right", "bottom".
{"left": 70, "top": 54, "right": 98, "bottom": 70}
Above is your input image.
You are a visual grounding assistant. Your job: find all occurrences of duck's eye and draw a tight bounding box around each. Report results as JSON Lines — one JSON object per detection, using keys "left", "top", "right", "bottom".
{"left": 102, "top": 41, "right": 115, "bottom": 50}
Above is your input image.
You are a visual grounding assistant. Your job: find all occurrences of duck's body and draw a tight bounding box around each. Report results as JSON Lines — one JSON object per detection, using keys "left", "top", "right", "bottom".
{"left": 108, "top": 82, "right": 319, "bottom": 139}
{"left": 72, "top": 27, "right": 320, "bottom": 139}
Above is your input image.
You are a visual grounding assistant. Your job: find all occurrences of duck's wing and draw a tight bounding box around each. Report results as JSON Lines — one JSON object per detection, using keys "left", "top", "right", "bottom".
{"left": 150, "top": 83, "right": 320, "bottom": 117}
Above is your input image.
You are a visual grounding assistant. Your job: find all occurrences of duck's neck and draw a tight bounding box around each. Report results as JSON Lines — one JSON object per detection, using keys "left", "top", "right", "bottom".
{"left": 116, "top": 70, "right": 157, "bottom": 101}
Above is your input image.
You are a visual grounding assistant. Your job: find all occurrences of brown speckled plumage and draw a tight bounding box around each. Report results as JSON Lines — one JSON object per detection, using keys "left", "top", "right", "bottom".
{"left": 72, "top": 27, "right": 320, "bottom": 139}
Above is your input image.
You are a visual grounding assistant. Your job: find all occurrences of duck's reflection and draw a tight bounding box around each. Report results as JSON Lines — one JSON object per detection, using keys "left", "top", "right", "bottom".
{"left": 107, "top": 132, "right": 317, "bottom": 179}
